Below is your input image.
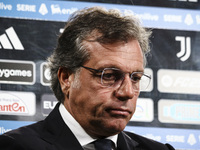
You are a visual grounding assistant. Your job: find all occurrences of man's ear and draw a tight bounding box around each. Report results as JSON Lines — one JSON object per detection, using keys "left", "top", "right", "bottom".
{"left": 57, "top": 67, "right": 73, "bottom": 97}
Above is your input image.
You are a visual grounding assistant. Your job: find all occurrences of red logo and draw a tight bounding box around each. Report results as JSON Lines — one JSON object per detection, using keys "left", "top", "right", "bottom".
{"left": 0, "top": 102, "right": 25, "bottom": 112}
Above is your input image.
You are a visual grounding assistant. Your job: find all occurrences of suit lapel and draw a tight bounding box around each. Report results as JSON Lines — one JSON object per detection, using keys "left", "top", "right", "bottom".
{"left": 117, "top": 131, "right": 139, "bottom": 150}
{"left": 40, "top": 103, "right": 166, "bottom": 150}
{"left": 121, "top": 131, "right": 173, "bottom": 150}
{"left": 41, "top": 103, "right": 84, "bottom": 150}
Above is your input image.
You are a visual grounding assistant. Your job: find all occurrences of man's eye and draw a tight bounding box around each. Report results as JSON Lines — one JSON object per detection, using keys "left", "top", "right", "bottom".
{"left": 102, "top": 73, "right": 116, "bottom": 81}
{"left": 131, "top": 75, "right": 141, "bottom": 82}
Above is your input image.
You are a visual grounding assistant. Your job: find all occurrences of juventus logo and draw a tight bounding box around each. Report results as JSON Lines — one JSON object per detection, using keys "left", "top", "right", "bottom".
{"left": 175, "top": 36, "right": 191, "bottom": 62}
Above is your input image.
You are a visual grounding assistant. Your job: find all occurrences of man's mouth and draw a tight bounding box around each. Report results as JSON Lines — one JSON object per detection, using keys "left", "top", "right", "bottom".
{"left": 106, "top": 107, "right": 131, "bottom": 117}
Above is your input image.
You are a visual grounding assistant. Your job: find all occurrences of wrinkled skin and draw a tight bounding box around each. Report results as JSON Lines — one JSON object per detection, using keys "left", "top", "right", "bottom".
{"left": 58, "top": 39, "right": 144, "bottom": 138}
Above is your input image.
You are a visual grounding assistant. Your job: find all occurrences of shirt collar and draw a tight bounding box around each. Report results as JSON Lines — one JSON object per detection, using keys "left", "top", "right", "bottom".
{"left": 59, "top": 103, "right": 118, "bottom": 147}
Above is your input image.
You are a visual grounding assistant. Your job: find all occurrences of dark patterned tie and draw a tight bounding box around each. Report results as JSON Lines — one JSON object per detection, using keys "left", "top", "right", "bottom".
{"left": 94, "top": 139, "right": 113, "bottom": 150}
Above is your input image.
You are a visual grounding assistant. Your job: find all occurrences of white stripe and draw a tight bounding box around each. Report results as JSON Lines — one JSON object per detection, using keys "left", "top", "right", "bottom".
{"left": 6, "top": 27, "right": 24, "bottom": 50}
{"left": 0, "top": 34, "right": 13, "bottom": 49}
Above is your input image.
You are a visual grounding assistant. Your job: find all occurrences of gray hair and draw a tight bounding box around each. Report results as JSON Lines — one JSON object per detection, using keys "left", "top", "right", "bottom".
{"left": 47, "top": 7, "right": 152, "bottom": 103}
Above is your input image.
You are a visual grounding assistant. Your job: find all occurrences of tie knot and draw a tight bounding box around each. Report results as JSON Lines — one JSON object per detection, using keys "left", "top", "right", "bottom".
{"left": 94, "top": 139, "right": 113, "bottom": 150}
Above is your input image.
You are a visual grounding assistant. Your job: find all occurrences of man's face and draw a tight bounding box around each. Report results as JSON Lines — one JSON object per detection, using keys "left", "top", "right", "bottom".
{"left": 62, "top": 39, "right": 144, "bottom": 138}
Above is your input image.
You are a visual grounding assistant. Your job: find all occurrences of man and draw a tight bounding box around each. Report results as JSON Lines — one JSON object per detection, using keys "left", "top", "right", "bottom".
{"left": 0, "top": 7, "right": 175, "bottom": 150}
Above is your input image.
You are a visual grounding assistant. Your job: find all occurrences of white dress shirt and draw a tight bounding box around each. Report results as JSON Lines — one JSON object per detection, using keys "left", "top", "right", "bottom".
{"left": 59, "top": 103, "right": 118, "bottom": 149}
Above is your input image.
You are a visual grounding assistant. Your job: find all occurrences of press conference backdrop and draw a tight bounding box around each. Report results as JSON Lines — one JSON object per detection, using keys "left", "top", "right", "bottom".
{"left": 0, "top": 0, "right": 200, "bottom": 149}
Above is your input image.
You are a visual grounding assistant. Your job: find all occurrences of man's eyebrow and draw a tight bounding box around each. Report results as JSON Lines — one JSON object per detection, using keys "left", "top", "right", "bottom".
{"left": 96, "top": 65, "right": 118, "bottom": 69}
{"left": 97, "top": 67, "right": 122, "bottom": 72}
{"left": 97, "top": 66, "right": 144, "bottom": 74}
{"left": 132, "top": 69, "right": 144, "bottom": 73}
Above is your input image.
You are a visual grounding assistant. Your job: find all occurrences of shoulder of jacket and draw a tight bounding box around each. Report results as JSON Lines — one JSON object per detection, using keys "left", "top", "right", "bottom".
{"left": 122, "top": 131, "right": 175, "bottom": 150}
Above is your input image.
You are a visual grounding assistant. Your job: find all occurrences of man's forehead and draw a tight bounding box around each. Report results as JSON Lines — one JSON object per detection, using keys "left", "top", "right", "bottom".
{"left": 83, "top": 38, "right": 138, "bottom": 52}
{"left": 82, "top": 39, "right": 144, "bottom": 71}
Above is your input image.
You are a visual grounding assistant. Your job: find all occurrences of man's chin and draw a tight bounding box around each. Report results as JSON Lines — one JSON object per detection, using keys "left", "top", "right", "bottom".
{"left": 102, "top": 120, "right": 127, "bottom": 135}
{"left": 88, "top": 118, "right": 128, "bottom": 137}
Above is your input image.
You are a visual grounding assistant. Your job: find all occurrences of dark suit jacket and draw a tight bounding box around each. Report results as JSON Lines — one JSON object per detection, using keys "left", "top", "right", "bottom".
{"left": 0, "top": 103, "right": 175, "bottom": 150}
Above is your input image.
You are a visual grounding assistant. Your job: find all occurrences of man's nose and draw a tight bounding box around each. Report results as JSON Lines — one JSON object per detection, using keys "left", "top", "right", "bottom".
{"left": 114, "top": 75, "right": 138, "bottom": 101}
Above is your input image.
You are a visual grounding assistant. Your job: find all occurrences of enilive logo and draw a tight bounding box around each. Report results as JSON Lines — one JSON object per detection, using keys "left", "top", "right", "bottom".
{"left": 0, "top": 27, "right": 24, "bottom": 50}
{"left": 0, "top": 59, "right": 35, "bottom": 85}
{"left": 135, "top": 13, "right": 159, "bottom": 21}
{"left": 51, "top": 4, "right": 78, "bottom": 15}
{"left": 0, "top": 91, "right": 36, "bottom": 116}
{"left": 0, "top": 2, "right": 12, "bottom": 11}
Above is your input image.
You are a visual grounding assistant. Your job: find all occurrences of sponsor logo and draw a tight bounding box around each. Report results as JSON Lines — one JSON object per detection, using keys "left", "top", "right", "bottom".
{"left": 184, "top": 14, "right": 193, "bottom": 26}
{"left": 39, "top": 3, "right": 48, "bottom": 15}
{"left": 166, "top": 135, "right": 185, "bottom": 143}
{"left": 0, "top": 27, "right": 24, "bottom": 50}
{"left": 0, "top": 59, "right": 35, "bottom": 85}
{"left": 0, "top": 2, "right": 12, "bottom": 11}
{"left": 196, "top": 15, "right": 200, "bottom": 25}
{"left": 187, "top": 134, "right": 197, "bottom": 146}
{"left": 0, "top": 91, "right": 36, "bottom": 116}
{"left": 121, "top": 9, "right": 159, "bottom": 22}
{"left": 0, "top": 126, "right": 12, "bottom": 134}
{"left": 16, "top": 4, "right": 36, "bottom": 12}
{"left": 51, "top": 4, "right": 78, "bottom": 15}
{"left": 175, "top": 36, "right": 191, "bottom": 62}
{"left": 41, "top": 94, "right": 57, "bottom": 116}
{"left": 144, "top": 134, "right": 161, "bottom": 142}
{"left": 0, "top": 120, "right": 34, "bottom": 135}
{"left": 125, "top": 126, "right": 200, "bottom": 148}
{"left": 158, "top": 99, "right": 200, "bottom": 124}
{"left": 40, "top": 62, "right": 51, "bottom": 86}
{"left": 158, "top": 69, "right": 200, "bottom": 94}
{"left": 130, "top": 98, "right": 154, "bottom": 122}
{"left": 164, "top": 14, "right": 182, "bottom": 23}
{"left": 135, "top": 13, "right": 159, "bottom": 21}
